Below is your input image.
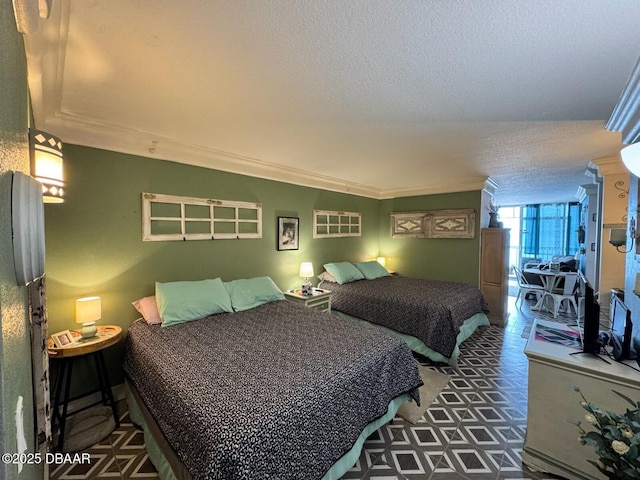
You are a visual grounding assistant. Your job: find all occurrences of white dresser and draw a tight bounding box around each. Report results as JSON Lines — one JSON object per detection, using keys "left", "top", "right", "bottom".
{"left": 523, "top": 320, "right": 640, "bottom": 479}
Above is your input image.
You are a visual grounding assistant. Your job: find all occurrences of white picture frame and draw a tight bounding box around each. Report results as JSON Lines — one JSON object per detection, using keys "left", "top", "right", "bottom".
{"left": 51, "top": 330, "right": 76, "bottom": 348}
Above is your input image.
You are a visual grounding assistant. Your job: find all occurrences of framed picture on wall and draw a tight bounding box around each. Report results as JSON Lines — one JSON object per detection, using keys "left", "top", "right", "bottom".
{"left": 277, "top": 217, "right": 299, "bottom": 250}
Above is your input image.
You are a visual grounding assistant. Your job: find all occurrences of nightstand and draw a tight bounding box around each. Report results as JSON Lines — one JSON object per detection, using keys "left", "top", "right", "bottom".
{"left": 48, "top": 325, "right": 122, "bottom": 450}
{"left": 284, "top": 288, "right": 333, "bottom": 312}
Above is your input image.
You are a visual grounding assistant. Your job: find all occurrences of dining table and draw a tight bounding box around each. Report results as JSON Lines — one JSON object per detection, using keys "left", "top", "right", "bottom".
{"left": 523, "top": 268, "right": 574, "bottom": 312}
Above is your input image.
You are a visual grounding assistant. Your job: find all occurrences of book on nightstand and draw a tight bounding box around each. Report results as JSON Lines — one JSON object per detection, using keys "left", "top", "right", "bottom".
{"left": 288, "top": 288, "right": 329, "bottom": 297}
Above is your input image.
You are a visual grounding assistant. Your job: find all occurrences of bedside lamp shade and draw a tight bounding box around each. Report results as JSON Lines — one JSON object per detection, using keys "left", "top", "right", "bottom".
{"left": 376, "top": 257, "right": 386, "bottom": 267}
{"left": 299, "top": 262, "right": 314, "bottom": 279}
{"left": 299, "top": 262, "right": 314, "bottom": 296}
{"left": 76, "top": 296, "right": 101, "bottom": 339}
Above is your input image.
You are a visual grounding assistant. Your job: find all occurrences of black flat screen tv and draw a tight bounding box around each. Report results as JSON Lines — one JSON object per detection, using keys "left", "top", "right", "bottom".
{"left": 582, "top": 282, "right": 601, "bottom": 355}
{"left": 611, "top": 298, "right": 636, "bottom": 362}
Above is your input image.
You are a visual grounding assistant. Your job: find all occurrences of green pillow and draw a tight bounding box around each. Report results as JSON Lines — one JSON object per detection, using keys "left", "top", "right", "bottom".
{"left": 353, "top": 261, "right": 391, "bottom": 280}
{"left": 323, "top": 262, "right": 365, "bottom": 284}
{"left": 156, "top": 278, "right": 233, "bottom": 327}
{"left": 224, "top": 276, "right": 285, "bottom": 312}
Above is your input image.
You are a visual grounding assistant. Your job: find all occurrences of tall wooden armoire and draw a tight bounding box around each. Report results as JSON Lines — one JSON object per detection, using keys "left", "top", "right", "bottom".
{"left": 480, "top": 228, "right": 510, "bottom": 325}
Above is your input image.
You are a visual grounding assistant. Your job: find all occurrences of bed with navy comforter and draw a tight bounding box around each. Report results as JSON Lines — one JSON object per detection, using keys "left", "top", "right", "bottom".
{"left": 123, "top": 300, "right": 422, "bottom": 480}
{"left": 320, "top": 275, "right": 489, "bottom": 363}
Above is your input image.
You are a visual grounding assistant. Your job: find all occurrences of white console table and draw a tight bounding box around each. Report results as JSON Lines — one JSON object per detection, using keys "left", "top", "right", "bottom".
{"left": 523, "top": 320, "right": 640, "bottom": 480}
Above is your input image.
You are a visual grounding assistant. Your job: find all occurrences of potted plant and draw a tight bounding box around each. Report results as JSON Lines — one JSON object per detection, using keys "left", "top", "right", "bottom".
{"left": 574, "top": 386, "right": 640, "bottom": 479}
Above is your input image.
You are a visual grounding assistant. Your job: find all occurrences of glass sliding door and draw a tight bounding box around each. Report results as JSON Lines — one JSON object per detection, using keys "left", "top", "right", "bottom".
{"left": 514, "top": 202, "right": 580, "bottom": 264}
{"left": 495, "top": 206, "right": 521, "bottom": 274}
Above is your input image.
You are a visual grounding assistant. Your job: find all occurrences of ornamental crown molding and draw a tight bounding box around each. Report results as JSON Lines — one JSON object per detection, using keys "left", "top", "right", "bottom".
{"left": 606, "top": 56, "right": 640, "bottom": 144}
{"left": 482, "top": 177, "right": 499, "bottom": 196}
{"left": 575, "top": 184, "right": 599, "bottom": 203}
{"left": 590, "top": 156, "right": 628, "bottom": 176}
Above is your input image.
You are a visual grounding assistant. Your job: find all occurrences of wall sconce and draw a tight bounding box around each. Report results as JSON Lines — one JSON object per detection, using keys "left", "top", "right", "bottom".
{"left": 299, "top": 262, "right": 314, "bottom": 296}
{"left": 609, "top": 228, "right": 627, "bottom": 248}
{"left": 611, "top": 219, "right": 639, "bottom": 253}
{"left": 11, "top": 171, "right": 45, "bottom": 286}
{"left": 75, "top": 296, "right": 101, "bottom": 339}
{"left": 29, "top": 129, "right": 64, "bottom": 203}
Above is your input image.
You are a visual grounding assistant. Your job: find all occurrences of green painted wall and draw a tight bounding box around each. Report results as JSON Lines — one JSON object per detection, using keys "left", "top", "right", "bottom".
{"left": 379, "top": 191, "right": 482, "bottom": 285}
{"left": 0, "top": 1, "right": 43, "bottom": 478}
{"left": 44, "top": 144, "right": 483, "bottom": 393}
{"left": 44, "top": 145, "right": 382, "bottom": 388}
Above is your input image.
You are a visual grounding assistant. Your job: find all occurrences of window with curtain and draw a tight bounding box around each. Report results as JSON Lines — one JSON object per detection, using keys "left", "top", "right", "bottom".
{"left": 519, "top": 202, "right": 580, "bottom": 261}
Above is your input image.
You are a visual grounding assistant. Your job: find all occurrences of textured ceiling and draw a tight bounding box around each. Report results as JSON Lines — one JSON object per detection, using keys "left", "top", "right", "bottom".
{"left": 23, "top": 0, "right": 640, "bottom": 204}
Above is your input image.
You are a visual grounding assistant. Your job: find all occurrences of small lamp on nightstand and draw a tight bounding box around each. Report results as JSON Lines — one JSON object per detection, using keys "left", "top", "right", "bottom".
{"left": 376, "top": 257, "right": 386, "bottom": 267}
{"left": 299, "top": 262, "right": 314, "bottom": 296}
{"left": 75, "top": 296, "right": 101, "bottom": 339}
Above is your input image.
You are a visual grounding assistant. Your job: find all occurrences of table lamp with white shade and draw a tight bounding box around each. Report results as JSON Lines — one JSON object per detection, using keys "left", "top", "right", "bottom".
{"left": 299, "top": 262, "right": 314, "bottom": 296}
{"left": 75, "top": 296, "right": 101, "bottom": 339}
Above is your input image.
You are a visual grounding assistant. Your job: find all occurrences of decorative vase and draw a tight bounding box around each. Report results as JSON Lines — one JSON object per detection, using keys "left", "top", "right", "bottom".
{"left": 488, "top": 212, "right": 500, "bottom": 227}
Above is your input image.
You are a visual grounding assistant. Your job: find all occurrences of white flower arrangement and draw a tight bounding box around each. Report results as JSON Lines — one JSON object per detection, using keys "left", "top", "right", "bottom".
{"left": 574, "top": 386, "right": 640, "bottom": 479}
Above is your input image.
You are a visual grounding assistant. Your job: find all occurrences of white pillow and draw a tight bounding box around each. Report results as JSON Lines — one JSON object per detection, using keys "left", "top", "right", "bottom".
{"left": 317, "top": 271, "right": 337, "bottom": 283}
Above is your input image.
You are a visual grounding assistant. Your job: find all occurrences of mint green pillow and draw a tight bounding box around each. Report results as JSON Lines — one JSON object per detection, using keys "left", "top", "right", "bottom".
{"left": 224, "top": 276, "right": 285, "bottom": 312}
{"left": 323, "top": 262, "right": 365, "bottom": 284}
{"left": 156, "top": 278, "right": 233, "bottom": 327}
{"left": 353, "top": 261, "right": 391, "bottom": 280}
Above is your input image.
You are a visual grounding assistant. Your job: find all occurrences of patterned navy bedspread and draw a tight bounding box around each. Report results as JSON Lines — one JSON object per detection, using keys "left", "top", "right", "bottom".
{"left": 319, "top": 276, "right": 489, "bottom": 358}
{"left": 123, "top": 300, "right": 422, "bottom": 480}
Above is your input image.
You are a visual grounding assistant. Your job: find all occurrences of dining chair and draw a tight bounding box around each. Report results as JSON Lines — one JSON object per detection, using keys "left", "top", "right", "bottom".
{"left": 513, "top": 266, "right": 545, "bottom": 310}
{"left": 544, "top": 273, "right": 579, "bottom": 318}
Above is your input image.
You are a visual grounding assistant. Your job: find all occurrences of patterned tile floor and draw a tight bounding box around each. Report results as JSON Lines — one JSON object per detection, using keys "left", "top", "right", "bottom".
{"left": 50, "top": 295, "right": 569, "bottom": 480}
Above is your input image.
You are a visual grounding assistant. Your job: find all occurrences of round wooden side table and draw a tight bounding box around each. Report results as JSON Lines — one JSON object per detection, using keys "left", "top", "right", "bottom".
{"left": 48, "top": 325, "right": 122, "bottom": 451}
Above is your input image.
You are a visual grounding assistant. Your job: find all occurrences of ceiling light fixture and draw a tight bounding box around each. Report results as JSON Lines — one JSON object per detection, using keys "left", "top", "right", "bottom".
{"left": 621, "top": 142, "right": 640, "bottom": 178}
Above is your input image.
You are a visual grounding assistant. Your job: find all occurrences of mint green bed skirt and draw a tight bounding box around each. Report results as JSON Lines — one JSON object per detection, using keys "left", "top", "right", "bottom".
{"left": 125, "top": 381, "right": 410, "bottom": 480}
{"left": 331, "top": 310, "right": 490, "bottom": 366}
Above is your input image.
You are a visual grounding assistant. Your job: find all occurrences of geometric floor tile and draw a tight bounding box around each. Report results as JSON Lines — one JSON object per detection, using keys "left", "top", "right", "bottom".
{"left": 409, "top": 426, "right": 444, "bottom": 447}
{"left": 449, "top": 449, "right": 492, "bottom": 474}
{"left": 390, "top": 450, "right": 427, "bottom": 474}
{"left": 462, "top": 425, "right": 501, "bottom": 446}
{"left": 49, "top": 408, "right": 160, "bottom": 480}
{"left": 51, "top": 296, "right": 564, "bottom": 480}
